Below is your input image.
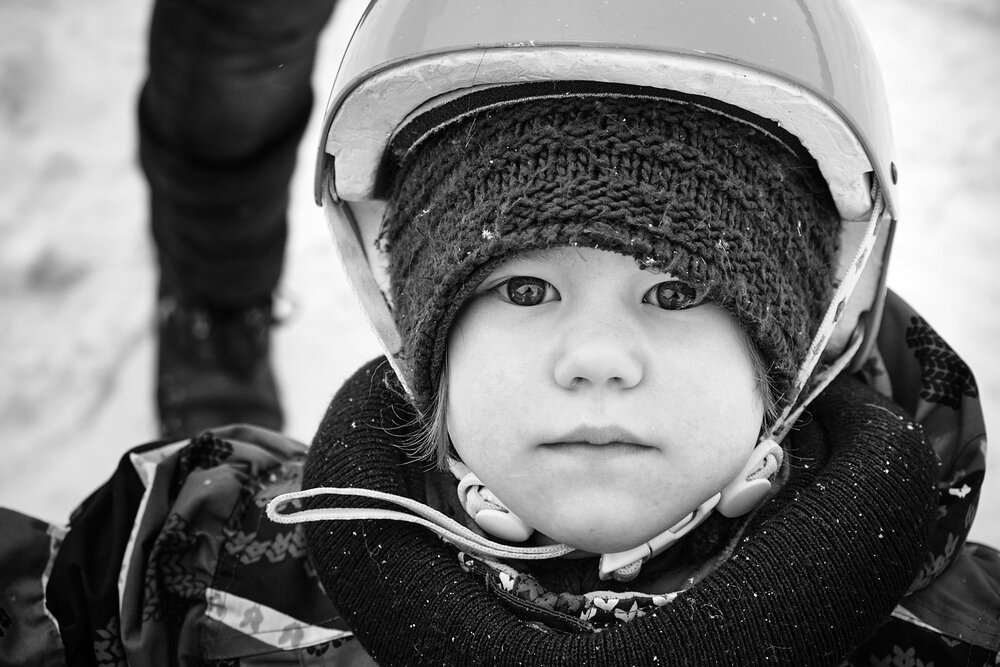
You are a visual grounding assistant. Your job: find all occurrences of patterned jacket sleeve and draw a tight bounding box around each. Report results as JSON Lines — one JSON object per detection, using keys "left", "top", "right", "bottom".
{"left": 1, "top": 425, "right": 372, "bottom": 666}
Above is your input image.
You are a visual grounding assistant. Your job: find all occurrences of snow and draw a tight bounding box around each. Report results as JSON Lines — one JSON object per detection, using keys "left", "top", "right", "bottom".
{"left": 0, "top": 0, "right": 997, "bottom": 548}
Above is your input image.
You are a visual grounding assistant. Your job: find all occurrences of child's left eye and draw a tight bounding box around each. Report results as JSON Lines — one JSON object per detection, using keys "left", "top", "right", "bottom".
{"left": 494, "top": 277, "right": 560, "bottom": 306}
{"left": 643, "top": 280, "right": 704, "bottom": 310}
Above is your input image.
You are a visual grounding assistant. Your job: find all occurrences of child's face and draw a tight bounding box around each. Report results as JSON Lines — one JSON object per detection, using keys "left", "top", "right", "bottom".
{"left": 446, "top": 247, "right": 765, "bottom": 554}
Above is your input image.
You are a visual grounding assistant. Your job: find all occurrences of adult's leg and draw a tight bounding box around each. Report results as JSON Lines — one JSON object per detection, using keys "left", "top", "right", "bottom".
{"left": 139, "top": 0, "right": 337, "bottom": 306}
{"left": 138, "top": 0, "right": 337, "bottom": 436}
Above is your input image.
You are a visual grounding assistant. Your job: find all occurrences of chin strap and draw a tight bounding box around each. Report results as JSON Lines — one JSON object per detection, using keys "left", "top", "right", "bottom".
{"left": 267, "top": 486, "right": 576, "bottom": 561}
{"left": 448, "top": 440, "right": 784, "bottom": 583}
{"left": 266, "top": 439, "right": 787, "bottom": 582}
{"left": 268, "top": 437, "right": 784, "bottom": 582}
{"left": 598, "top": 493, "right": 721, "bottom": 581}
{"left": 601, "top": 438, "right": 784, "bottom": 580}
{"left": 766, "top": 185, "right": 886, "bottom": 446}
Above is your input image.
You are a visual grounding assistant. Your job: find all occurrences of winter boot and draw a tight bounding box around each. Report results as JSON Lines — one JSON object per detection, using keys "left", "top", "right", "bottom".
{"left": 155, "top": 294, "right": 284, "bottom": 439}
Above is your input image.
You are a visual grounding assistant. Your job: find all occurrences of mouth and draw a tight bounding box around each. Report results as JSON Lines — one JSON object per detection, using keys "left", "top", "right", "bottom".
{"left": 539, "top": 425, "right": 654, "bottom": 449}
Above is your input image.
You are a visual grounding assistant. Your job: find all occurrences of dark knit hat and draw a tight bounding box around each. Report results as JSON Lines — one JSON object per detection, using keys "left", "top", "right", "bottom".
{"left": 379, "top": 94, "right": 840, "bottom": 416}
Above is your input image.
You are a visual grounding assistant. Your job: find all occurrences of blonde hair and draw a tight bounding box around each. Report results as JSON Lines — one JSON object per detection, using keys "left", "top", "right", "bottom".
{"left": 407, "top": 357, "right": 453, "bottom": 469}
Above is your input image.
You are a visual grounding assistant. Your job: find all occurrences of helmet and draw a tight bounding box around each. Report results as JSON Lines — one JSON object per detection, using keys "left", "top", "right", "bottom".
{"left": 315, "top": 0, "right": 897, "bottom": 425}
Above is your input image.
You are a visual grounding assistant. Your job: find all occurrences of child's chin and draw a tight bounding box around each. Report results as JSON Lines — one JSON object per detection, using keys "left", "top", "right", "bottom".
{"left": 533, "top": 504, "right": 692, "bottom": 555}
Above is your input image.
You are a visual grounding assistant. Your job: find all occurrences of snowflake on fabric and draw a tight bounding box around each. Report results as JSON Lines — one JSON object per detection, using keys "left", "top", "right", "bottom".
{"left": 171, "top": 433, "right": 236, "bottom": 495}
{"left": 252, "top": 461, "right": 304, "bottom": 508}
{"left": 905, "top": 316, "right": 978, "bottom": 409}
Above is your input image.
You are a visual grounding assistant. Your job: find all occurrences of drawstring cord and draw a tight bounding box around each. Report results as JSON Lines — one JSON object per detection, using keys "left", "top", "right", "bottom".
{"left": 266, "top": 486, "right": 576, "bottom": 561}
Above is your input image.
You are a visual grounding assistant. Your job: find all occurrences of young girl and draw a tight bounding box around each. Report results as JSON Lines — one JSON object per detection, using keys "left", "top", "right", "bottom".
{"left": 282, "top": 96, "right": 990, "bottom": 666}
{"left": 275, "top": 0, "right": 999, "bottom": 663}
{"left": 2, "top": 1, "right": 997, "bottom": 665}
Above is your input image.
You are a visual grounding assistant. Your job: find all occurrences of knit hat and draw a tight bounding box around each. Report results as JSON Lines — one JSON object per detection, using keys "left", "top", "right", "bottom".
{"left": 379, "top": 94, "right": 840, "bottom": 417}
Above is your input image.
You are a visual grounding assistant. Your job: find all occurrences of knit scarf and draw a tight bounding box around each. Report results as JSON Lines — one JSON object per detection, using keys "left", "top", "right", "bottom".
{"left": 303, "top": 358, "right": 937, "bottom": 666}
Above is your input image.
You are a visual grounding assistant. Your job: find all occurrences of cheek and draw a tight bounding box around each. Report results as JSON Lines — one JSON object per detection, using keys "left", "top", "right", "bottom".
{"left": 444, "top": 306, "right": 536, "bottom": 467}
{"left": 652, "top": 322, "right": 764, "bottom": 448}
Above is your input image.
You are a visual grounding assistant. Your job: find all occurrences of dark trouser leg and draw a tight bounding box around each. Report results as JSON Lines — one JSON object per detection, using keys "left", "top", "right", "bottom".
{"left": 139, "top": 0, "right": 336, "bottom": 307}
{"left": 139, "top": 0, "right": 336, "bottom": 436}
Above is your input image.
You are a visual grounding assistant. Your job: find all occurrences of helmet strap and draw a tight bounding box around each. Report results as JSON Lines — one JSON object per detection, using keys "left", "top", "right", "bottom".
{"left": 449, "top": 437, "right": 785, "bottom": 583}
{"left": 766, "top": 184, "right": 887, "bottom": 446}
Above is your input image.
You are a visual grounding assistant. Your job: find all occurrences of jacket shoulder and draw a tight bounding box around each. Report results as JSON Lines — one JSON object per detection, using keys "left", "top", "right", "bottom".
{"left": 5, "top": 426, "right": 376, "bottom": 665}
{"left": 845, "top": 541, "right": 1000, "bottom": 665}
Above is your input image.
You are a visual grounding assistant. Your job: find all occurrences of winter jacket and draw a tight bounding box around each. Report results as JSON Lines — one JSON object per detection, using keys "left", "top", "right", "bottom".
{"left": 1, "top": 291, "right": 997, "bottom": 665}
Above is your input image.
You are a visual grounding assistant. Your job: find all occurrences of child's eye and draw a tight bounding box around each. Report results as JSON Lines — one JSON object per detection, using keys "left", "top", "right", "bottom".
{"left": 494, "top": 277, "right": 560, "bottom": 306}
{"left": 643, "top": 280, "right": 703, "bottom": 310}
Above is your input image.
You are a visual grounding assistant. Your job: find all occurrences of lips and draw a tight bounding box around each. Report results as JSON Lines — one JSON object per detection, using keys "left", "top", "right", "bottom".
{"left": 539, "top": 424, "right": 654, "bottom": 448}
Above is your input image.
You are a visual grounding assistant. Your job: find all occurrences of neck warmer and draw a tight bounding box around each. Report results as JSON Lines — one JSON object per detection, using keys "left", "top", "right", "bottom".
{"left": 303, "top": 358, "right": 937, "bottom": 666}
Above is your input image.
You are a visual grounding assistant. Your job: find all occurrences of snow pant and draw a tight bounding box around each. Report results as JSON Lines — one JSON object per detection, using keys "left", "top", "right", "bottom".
{"left": 138, "top": 0, "right": 337, "bottom": 307}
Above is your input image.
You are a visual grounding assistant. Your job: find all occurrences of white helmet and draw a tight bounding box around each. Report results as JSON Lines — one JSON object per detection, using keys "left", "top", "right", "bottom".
{"left": 286, "top": 0, "right": 901, "bottom": 579}
{"left": 315, "top": 0, "right": 897, "bottom": 435}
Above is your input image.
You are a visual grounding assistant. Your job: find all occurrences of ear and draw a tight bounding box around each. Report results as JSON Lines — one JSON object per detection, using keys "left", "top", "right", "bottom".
{"left": 716, "top": 438, "right": 784, "bottom": 517}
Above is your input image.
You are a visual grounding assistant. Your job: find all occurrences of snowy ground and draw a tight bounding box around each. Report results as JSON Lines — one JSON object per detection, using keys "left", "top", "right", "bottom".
{"left": 1, "top": 0, "right": 998, "bottom": 548}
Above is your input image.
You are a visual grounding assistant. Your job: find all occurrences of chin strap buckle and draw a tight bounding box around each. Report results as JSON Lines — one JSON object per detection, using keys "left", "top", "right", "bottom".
{"left": 598, "top": 493, "right": 721, "bottom": 582}
{"left": 597, "top": 437, "right": 786, "bottom": 583}
{"left": 717, "top": 438, "right": 784, "bottom": 517}
{"left": 455, "top": 464, "right": 535, "bottom": 542}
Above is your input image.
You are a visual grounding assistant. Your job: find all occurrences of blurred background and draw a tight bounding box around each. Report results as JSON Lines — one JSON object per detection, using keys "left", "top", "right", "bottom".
{"left": 0, "top": 0, "right": 998, "bottom": 546}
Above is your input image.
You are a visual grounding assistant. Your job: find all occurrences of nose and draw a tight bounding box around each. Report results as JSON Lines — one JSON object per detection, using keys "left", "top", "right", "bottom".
{"left": 553, "top": 325, "right": 644, "bottom": 390}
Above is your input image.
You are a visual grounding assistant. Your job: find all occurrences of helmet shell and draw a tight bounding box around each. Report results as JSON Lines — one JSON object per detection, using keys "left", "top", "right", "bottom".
{"left": 315, "top": 0, "right": 897, "bottom": 397}
{"left": 319, "top": 0, "right": 896, "bottom": 216}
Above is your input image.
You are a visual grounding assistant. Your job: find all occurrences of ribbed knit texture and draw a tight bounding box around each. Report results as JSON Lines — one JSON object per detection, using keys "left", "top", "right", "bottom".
{"left": 380, "top": 96, "right": 841, "bottom": 413}
{"left": 303, "top": 358, "right": 938, "bottom": 666}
